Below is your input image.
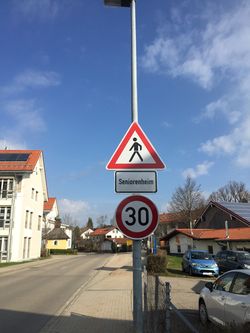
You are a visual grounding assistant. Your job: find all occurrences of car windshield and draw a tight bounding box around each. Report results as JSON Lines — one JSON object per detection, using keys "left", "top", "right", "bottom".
{"left": 191, "top": 252, "right": 213, "bottom": 260}
{"left": 237, "top": 252, "right": 250, "bottom": 260}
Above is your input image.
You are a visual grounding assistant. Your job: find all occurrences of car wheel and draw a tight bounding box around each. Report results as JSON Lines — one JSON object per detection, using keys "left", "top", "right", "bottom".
{"left": 199, "top": 300, "right": 209, "bottom": 326}
{"left": 189, "top": 266, "right": 193, "bottom": 276}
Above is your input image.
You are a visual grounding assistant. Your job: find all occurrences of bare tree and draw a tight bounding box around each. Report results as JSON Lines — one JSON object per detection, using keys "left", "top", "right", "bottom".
{"left": 168, "top": 177, "right": 206, "bottom": 226}
{"left": 96, "top": 215, "right": 109, "bottom": 228}
{"left": 209, "top": 181, "right": 249, "bottom": 203}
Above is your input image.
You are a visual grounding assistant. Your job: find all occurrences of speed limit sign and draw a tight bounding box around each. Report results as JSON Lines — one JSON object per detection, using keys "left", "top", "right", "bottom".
{"left": 115, "top": 195, "right": 159, "bottom": 240}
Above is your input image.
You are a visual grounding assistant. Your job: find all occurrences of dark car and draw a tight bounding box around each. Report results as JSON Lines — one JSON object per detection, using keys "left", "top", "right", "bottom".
{"left": 182, "top": 250, "right": 219, "bottom": 276}
{"left": 215, "top": 250, "right": 250, "bottom": 274}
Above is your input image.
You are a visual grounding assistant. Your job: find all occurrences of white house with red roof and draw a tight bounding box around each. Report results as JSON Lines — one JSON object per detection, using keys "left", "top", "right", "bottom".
{"left": 161, "top": 201, "right": 250, "bottom": 255}
{"left": 162, "top": 228, "right": 250, "bottom": 255}
{"left": 0, "top": 150, "right": 48, "bottom": 262}
{"left": 89, "top": 226, "right": 124, "bottom": 241}
{"left": 43, "top": 197, "right": 72, "bottom": 249}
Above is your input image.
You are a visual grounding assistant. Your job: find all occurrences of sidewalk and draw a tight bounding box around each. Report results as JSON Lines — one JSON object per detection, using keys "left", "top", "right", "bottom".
{"left": 40, "top": 253, "right": 134, "bottom": 333}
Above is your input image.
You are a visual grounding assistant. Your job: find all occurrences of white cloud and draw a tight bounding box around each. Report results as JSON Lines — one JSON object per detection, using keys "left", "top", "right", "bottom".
{"left": 0, "top": 139, "right": 27, "bottom": 150}
{"left": 162, "top": 121, "right": 172, "bottom": 128}
{"left": 142, "top": 1, "right": 250, "bottom": 168}
{"left": 182, "top": 161, "right": 214, "bottom": 179}
{"left": 1, "top": 70, "right": 61, "bottom": 95}
{"left": 4, "top": 99, "right": 46, "bottom": 132}
{"left": 59, "top": 198, "right": 90, "bottom": 222}
{"left": 13, "top": 0, "right": 59, "bottom": 21}
{"left": 201, "top": 96, "right": 241, "bottom": 125}
{"left": 200, "top": 115, "right": 250, "bottom": 167}
{"left": 141, "top": 1, "right": 250, "bottom": 89}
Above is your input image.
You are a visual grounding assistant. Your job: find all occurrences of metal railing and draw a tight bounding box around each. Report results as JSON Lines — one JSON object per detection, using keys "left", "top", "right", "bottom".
{"left": 143, "top": 266, "right": 199, "bottom": 333}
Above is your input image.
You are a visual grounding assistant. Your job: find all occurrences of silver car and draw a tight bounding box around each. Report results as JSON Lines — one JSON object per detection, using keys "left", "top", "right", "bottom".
{"left": 199, "top": 269, "right": 250, "bottom": 329}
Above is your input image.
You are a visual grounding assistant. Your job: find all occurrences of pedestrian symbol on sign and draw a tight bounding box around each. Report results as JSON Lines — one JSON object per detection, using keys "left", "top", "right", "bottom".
{"left": 129, "top": 137, "right": 143, "bottom": 162}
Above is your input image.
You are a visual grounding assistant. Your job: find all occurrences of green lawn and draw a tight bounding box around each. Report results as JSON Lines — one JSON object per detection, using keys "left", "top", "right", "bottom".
{"left": 165, "top": 255, "right": 185, "bottom": 276}
{"left": 0, "top": 261, "right": 28, "bottom": 268}
{"left": 0, "top": 256, "right": 50, "bottom": 268}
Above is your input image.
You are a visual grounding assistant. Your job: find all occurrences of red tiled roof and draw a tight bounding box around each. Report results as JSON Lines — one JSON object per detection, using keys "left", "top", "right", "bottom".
{"left": 113, "top": 238, "right": 129, "bottom": 245}
{"left": 44, "top": 197, "right": 56, "bottom": 211}
{"left": 90, "top": 227, "right": 115, "bottom": 236}
{"left": 159, "top": 213, "right": 183, "bottom": 223}
{"left": 0, "top": 150, "right": 41, "bottom": 172}
{"left": 162, "top": 228, "right": 250, "bottom": 241}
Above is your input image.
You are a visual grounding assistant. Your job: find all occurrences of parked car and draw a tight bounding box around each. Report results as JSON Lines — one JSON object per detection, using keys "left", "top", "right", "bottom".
{"left": 215, "top": 250, "right": 250, "bottom": 274}
{"left": 199, "top": 269, "right": 250, "bottom": 329}
{"left": 182, "top": 250, "right": 219, "bottom": 276}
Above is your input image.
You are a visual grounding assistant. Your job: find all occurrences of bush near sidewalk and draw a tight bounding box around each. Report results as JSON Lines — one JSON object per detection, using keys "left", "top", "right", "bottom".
{"left": 147, "top": 253, "right": 167, "bottom": 274}
{"left": 49, "top": 249, "right": 78, "bottom": 255}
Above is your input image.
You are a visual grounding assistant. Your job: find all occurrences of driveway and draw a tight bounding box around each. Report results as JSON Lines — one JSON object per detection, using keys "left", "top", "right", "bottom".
{"left": 160, "top": 276, "right": 215, "bottom": 332}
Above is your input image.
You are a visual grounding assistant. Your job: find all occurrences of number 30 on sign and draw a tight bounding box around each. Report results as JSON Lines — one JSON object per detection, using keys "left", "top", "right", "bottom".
{"left": 115, "top": 195, "right": 159, "bottom": 240}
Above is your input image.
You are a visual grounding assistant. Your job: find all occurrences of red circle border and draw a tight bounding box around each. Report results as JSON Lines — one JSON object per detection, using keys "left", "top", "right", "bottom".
{"left": 115, "top": 195, "right": 158, "bottom": 240}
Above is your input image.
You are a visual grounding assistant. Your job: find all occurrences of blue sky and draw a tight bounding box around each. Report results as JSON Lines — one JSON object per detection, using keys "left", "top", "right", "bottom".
{"left": 1, "top": 0, "right": 250, "bottom": 226}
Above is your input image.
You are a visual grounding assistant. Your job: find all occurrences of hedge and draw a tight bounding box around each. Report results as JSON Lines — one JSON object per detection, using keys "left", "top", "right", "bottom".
{"left": 49, "top": 249, "right": 78, "bottom": 255}
{"left": 146, "top": 254, "right": 167, "bottom": 274}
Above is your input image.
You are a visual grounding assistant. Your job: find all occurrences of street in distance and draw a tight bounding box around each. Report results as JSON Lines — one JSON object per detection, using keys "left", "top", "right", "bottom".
{"left": 115, "top": 171, "right": 157, "bottom": 193}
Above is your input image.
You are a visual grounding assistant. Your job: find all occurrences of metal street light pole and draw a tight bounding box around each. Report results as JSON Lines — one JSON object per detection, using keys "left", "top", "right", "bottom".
{"left": 104, "top": 1, "right": 142, "bottom": 332}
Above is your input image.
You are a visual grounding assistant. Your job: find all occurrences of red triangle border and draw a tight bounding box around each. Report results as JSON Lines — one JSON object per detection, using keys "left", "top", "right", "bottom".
{"left": 106, "top": 122, "right": 165, "bottom": 170}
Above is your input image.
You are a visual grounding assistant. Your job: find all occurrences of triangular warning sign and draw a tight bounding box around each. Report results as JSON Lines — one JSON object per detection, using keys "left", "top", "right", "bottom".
{"left": 106, "top": 122, "right": 165, "bottom": 170}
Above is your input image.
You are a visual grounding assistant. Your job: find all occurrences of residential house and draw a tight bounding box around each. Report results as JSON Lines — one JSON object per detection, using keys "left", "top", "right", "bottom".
{"left": 161, "top": 201, "right": 250, "bottom": 255}
{"left": 0, "top": 150, "right": 48, "bottom": 262}
{"left": 161, "top": 228, "right": 250, "bottom": 255}
{"left": 157, "top": 213, "right": 187, "bottom": 238}
{"left": 90, "top": 226, "right": 124, "bottom": 241}
{"left": 89, "top": 226, "right": 129, "bottom": 252}
{"left": 43, "top": 197, "right": 72, "bottom": 249}
{"left": 195, "top": 201, "right": 250, "bottom": 229}
{"left": 43, "top": 218, "right": 69, "bottom": 250}
{"left": 80, "top": 226, "right": 94, "bottom": 239}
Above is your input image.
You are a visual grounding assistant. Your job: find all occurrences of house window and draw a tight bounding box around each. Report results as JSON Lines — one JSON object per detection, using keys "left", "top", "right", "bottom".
{"left": 25, "top": 210, "right": 29, "bottom": 228}
{"left": 0, "top": 207, "right": 11, "bottom": 228}
{"left": 0, "top": 178, "right": 13, "bottom": 199}
{"left": 27, "top": 238, "right": 31, "bottom": 258}
{"left": 29, "top": 212, "right": 33, "bottom": 229}
{"left": 38, "top": 215, "right": 42, "bottom": 231}
{"left": 177, "top": 245, "right": 181, "bottom": 253}
{"left": 23, "top": 237, "right": 27, "bottom": 258}
{"left": 208, "top": 245, "right": 213, "bottom": 254}
{"left": 53, "top": 240, "right": 58, "bottom": 246}
{"left": 35, "top": 191, "right": 38, "bottom": 201}
{"left": 31, "top": 188, "right": 35, "bottom": 199}
{"left": 107, "top": 235, "right": 111, "bottom": 238}
{"left": 0, "top": 236, "right": 8, "bottom": 261}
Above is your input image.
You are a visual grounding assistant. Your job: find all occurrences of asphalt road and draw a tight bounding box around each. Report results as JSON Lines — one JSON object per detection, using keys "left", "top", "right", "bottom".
{"left": 0, "top": 253, "right": 112, "bottom": 333}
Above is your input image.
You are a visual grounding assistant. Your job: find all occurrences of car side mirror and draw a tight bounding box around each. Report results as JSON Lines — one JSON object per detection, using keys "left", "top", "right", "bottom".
{"left": 205, "top": 282, "right": 214, "bottom": 292}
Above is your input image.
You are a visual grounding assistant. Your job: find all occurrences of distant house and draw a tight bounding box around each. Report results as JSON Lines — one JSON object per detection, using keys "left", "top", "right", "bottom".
{"left": 161, "top": 228, "right": 250, "bottom": 255}
{"left": 156, "top": 213, "right": 187, "bottom": 237}
{"left": 195, "top": 201, "right": 250, "bottom": 229}
{"left": 0, "top": 150, "right": 48, "bottom": 262}
{"left": 80, "top": 227, "right": 94, "bottom": 239}
{"left": 90, "top": 226, "right": 124, "bottom": 241}
{"left": 43, "top": 197, "right": 72, "bottom": 249}
{"left": 43, "top": 218, "right": 69, "bottom": 251}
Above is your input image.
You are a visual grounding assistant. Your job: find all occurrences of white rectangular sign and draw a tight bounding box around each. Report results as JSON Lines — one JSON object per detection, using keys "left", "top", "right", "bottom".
{"left": 115, "top": 171, "right": 157, "bottom": 193}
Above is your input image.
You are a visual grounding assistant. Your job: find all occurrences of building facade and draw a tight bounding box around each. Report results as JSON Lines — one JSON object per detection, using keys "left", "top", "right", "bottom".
{"left": 0, "top": 150, "right": 48, "bottom": 262}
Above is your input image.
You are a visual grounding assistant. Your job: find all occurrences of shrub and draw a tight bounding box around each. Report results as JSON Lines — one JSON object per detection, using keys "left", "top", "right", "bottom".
{"left": 49, "top": 249, "right": 77, "bottom": 255}
{"left": 147, "top": 254, "right": 167, "bottom": 274}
